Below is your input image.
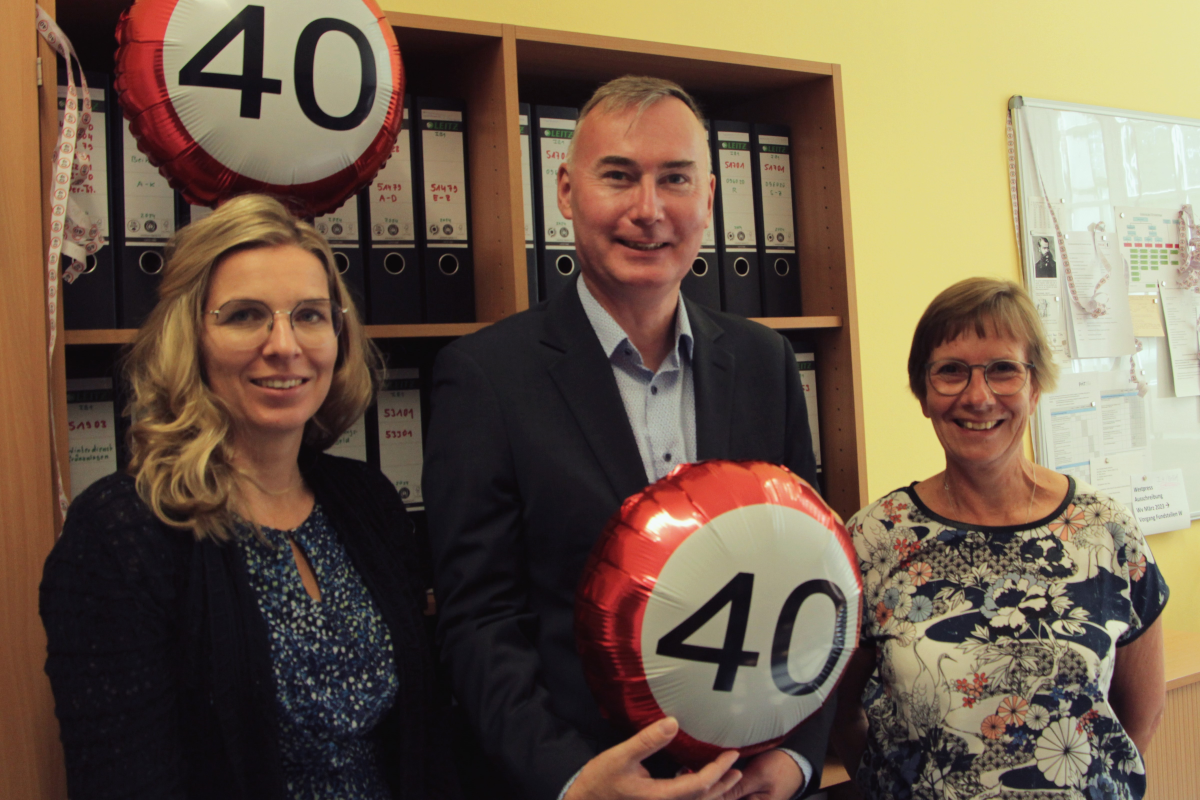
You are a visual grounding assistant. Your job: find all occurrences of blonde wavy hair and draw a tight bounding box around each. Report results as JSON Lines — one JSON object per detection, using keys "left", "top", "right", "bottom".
{"left": 124, "top": 194, "right": 381, "bottom": 541}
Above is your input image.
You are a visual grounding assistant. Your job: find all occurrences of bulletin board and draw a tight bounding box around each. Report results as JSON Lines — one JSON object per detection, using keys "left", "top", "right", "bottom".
{"left": 1010, "top": 95, "right": 1200, "bottom": 522}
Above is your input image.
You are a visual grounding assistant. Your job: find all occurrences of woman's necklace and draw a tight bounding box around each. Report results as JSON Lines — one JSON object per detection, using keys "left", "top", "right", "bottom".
{"left": 943, "top": 467, "right": 1039, "bottom": 525}
{"left": 237, "top": 469, "right": 303, "bottom": 497}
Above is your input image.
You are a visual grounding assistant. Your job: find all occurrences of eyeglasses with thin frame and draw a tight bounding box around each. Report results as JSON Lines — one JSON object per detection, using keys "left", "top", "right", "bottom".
{"left": 926, "top": 358, "right": 1034, "bottom": 396}
{"left": 205, "top": 299, "right": 346, "bottom": 350}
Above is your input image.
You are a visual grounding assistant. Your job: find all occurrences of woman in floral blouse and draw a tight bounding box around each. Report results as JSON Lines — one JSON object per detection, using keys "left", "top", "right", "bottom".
{"left": 833, "top": 278, "right": 1168, "bottom": 800}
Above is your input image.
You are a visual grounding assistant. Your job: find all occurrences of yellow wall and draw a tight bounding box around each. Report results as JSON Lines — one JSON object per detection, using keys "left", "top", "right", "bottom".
{"left": 382, "top": 0, "right": 1200, "bottom": 633}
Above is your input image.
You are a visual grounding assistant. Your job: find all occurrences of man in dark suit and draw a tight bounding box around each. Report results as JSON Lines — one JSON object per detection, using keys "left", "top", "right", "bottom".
{"left": 423, "top": 76, "right": 832, "bottom": 800}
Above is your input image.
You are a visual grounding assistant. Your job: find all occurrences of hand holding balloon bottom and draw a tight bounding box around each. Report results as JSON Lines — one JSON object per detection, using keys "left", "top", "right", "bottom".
{"left": 563, "top": 717, "right": 741, "bottom": 800}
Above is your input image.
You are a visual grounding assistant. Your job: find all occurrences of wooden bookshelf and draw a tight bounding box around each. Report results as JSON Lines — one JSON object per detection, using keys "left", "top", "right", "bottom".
{"left": 51, "top": 9, "right": 866, "bottom": 515}
{"left": 12, "top": 5, "right": 866, "bottom": 796}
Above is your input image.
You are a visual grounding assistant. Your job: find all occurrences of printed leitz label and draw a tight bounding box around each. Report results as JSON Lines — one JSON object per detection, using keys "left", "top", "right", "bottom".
{"left": 421, "top": 109, "right": 468, "bottom": 244}
{"left": 66, "top": 378, "right": 118, "bottom": 498}
{"left": 520, "top": 113, "right": 534, "bottom": 244}
{"left": 757, "top": 134, "right": 794, "bottom": 249}
{"left": 377, "top": 368, "right": 424, "bottom": 507}
{"left": 315, "top": 194, "right": 359, "bottom": 244}
{"left": 717, "top": 130, "right": 755, "bottom": 248}
{"left": 122, "top": 118, "right": 174, "bottom": 243}
{"left": 540, "top": 117, "right": 575, "bottom": 245}
{"left": 371, "top": 107, "right": 415, "bottom": 244}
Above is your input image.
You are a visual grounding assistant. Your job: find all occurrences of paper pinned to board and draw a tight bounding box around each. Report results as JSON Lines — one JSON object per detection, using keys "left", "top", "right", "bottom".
{"left": 1089, "top": 450, "right": 1147, "bottom": 509}
{"left": 1063, "top": 230, "right": 1136, "bottom": 359}
{"left": 1128, "top": 294, "right": 1166, "bottom": 338}
{"left": 1158, "top": 284, "right": 1200, "bottom": 397}
{"left": 1113, "top": 207, "right": 1183, "bottom": 295}
{"left": 1131, "top": 468, "right": 1191, "bottom": 534}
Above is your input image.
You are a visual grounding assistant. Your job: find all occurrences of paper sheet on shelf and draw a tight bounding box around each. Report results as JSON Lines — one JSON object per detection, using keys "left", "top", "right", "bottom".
{"left": 1158, "top": 285, "right": 1200, "bottom": 397}
{"left": 1063, "top": 231, "right": 1135, "bottom": 358}
{"left": 1114, "top": 207, "right": 1183, "bottom": 295}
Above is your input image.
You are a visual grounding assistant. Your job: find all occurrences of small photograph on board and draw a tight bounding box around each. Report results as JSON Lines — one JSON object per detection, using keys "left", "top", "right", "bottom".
{"left": 1032, "top": 234, "right": 1057, "bottom": 278}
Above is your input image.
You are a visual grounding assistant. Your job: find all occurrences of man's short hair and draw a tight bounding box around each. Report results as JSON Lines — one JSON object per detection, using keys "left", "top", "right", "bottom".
{"left": 567, "top": 75, "right": 707, "bottom": 164}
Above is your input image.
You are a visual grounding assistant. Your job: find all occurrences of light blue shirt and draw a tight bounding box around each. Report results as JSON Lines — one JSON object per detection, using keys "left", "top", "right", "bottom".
{"left": 559, "top": 278, "right": 813, "bottom": 800}
{"left": 577, "top": 277, "right": 696, "bottom": 482}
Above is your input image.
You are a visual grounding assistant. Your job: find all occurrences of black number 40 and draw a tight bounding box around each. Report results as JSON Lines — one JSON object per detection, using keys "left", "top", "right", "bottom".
{"left": 655, "top": 572, "right": 848, "bottom": 695}
{"left": 179, "top": 4, "right": 377, "bottom": 131}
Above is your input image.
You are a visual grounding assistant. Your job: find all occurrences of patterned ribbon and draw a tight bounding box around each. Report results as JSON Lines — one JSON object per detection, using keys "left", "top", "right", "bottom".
{"left": 1006, "top": 110, "right": 1022, "bottom": 255}
{"left": 1177, "top": 205, "right": 1200, "bottom": 290}
{"left": 36, "top": 4, "right": 88, "bottom": 521}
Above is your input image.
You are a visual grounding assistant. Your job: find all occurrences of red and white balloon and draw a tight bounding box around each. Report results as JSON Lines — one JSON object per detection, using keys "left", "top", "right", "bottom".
{"left": 576, "top": 461, "right": 861, "bottom": 768}
{"left": 114, "top": 0, "right": 403, "bottom": 218}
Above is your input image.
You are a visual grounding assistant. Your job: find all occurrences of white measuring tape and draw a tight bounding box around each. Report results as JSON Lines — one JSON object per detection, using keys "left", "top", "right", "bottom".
{"left": 36, "top": 4, "right": 91, "bottom": 520}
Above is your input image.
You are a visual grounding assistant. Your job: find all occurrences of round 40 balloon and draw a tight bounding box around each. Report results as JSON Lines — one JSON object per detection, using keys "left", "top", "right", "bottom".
{"left": 575, "top": 460, "right": 862, "bottom": 768}
{"left": 114, "top": 0, "right": 403, "bottom": 218}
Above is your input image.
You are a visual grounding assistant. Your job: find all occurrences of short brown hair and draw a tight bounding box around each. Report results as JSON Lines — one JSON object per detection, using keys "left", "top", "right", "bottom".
{"left": 567, "top": 75, "right": 706, "bottom": 164}
{"left": 124, "top": 193, "right": 382, "bottom": 540}
{"left": 907, "top": 277, "right": 1058, "bottom": 399}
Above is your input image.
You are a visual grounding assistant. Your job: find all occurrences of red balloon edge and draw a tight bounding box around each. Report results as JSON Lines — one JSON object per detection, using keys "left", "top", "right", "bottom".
{"left": 575, "top": 460, "right": 862, "bottom": 769}
{"left": 113, "top": 0, "right": 405, "bottom": 219}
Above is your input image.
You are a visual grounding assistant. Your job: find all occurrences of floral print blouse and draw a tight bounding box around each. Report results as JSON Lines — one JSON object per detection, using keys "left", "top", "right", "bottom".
{"left": 846, "top": 479, "right": 1168, "bottom": 800}
{"left": 237, "top": 505, "right": 399, "bottom": 800}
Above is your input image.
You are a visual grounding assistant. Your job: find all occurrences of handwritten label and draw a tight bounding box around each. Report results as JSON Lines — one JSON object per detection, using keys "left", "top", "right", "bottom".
{"left": 1131, "top": 468, "right": 1191, "bottom": 534}
{"left": 717, "top": 130, "right": 755, "bottom": 248}
{"left": 377, "top": 368, "right": 423, "bottom": 507}
{"left": 325, "top": 414, "right": 367, "bottom": 462}
{"left": 539, "top": 115, "right": 576, "bottom": 245}
{"left": 122, "top": 118, "right": 174, "bottom": 242}
{"left": 66, "top": 378, "right": 118, "bottom": 498}
{"left": 421, "top": 108, "right": 468, "bottom": 243}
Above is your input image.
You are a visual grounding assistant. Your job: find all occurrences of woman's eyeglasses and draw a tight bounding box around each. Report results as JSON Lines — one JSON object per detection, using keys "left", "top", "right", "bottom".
{"left": 206, "top": 299, "right": 346, "bottom": 349}
{"left": 926, "top": 359, "right": 1033, "bottom": 396}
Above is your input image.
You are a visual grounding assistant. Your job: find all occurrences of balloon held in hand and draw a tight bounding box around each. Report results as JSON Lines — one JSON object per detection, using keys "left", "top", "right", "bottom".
{"left": 575, "top": 460, "right": 862, "bottom": 768}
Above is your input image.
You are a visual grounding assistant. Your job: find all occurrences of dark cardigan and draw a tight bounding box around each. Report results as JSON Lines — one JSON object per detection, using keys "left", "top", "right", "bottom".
{"left": 40, "top": 450, "right": 458, "bottom": 800}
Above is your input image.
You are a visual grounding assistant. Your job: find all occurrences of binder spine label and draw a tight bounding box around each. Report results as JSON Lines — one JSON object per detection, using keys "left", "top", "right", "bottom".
{"left": 315, "top": 193, "right": 360, "bottom": 244}
{"left": 421, "top": 110, "right": 468, "bottom": 243}
{"left": 757, "top": 134, "right": 795, "bottom": 250}
{"left": 370, "top": 108, "right": 415, "bottom": 244}
{"left": 377, "top": 368, "right": 424, "bottom": 506}
{"left": 66, "top": 377, "right": 118, "bottom": 499}
{"left": 520, "top": 114, "right": 534, "bottom": 244}
{"left": 539, "top": 118, "right": 575, "bottom": 245}
{"left": 58, "top": 86, "right": 110, "bottom": 246}
{"left": 326, "top": 414, "right": 368, "bottom": 462}
{"left": 795, "top": 353, "right": 822, "bottom": 467}
{"left": 717, "top": 131, "right": 755, "bottom": 248}
{"left": 122, "top": 119, "right": 174, "bottom": 243}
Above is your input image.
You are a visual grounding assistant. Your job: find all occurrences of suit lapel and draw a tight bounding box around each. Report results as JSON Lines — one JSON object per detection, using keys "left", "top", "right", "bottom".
{"left": 688, "top": 299, "right": 736, "bottom": 460}
{"left": 540, "top": 281, "right": 649, "bottom": 501}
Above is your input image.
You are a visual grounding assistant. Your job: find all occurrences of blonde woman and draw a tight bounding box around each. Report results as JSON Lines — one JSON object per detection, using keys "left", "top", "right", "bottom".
{"left": 40, "top": 195, "right": 457, "bottom": 800}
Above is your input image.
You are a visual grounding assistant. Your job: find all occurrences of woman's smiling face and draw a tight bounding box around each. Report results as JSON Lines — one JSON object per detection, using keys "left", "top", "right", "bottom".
{"left": 920, "top": 326, "right": 1039, "bottom": 473}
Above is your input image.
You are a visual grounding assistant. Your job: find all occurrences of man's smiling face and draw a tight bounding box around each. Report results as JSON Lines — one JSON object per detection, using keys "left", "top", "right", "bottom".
{"left": 558, "top": 97, "right": 714, "bottom": 298}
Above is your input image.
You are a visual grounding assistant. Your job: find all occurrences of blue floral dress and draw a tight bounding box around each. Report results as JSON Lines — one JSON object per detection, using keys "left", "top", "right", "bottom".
{"left": 846, "top": 479, "right": 1168, "bottom": 800}
{"left": 237, "top": 505, "right": 400, "bottom": 800}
